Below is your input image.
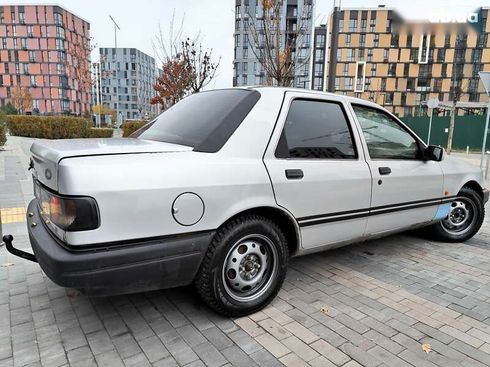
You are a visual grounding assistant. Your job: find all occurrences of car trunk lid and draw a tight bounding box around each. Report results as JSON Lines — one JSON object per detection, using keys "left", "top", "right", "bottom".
{"left": 30, "top": 138, "right": 192, "bottom": 191}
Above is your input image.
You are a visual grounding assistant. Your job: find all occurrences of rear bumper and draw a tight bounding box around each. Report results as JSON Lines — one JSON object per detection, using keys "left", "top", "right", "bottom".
{"left": 25, "top": 199, "right": 214, "bottom": 295}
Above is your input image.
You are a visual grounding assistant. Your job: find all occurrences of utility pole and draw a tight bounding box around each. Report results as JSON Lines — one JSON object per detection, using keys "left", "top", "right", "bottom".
{"left": 109, "top": 15, "right": 121, "bottom": 126}
{"left": 327, "top": 0, "right": 341, "bottom": 92}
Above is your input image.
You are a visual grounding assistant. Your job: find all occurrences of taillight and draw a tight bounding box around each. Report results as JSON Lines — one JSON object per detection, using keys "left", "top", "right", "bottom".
{"left": 35, "top": 182, "right": 99, "bottom": 231}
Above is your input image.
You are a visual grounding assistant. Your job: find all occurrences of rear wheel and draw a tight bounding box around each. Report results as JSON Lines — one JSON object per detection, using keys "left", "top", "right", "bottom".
{"left": 195, "top": 215, "right": 288, "bottom": 316}
{"left": 428, "top": 187, "right": 484, "bottom": 242}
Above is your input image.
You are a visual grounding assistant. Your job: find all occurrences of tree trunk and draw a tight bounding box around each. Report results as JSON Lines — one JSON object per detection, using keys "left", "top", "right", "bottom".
{"left": 447, "top": 104, "right": 456, "bottom": 154}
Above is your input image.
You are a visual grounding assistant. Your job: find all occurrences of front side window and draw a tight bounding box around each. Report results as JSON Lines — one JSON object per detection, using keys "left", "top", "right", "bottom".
{"left": 276, "top": 99, "right": 357, "bottom": 159}
{"left": 353, "top": 104, "right": 420, "bottom": 160}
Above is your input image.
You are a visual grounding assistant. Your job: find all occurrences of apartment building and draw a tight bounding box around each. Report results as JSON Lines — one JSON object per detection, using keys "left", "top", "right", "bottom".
{"left": 0, "top": 5, "right": 91, "bottom": 114}
{"left": 324, "top": 7, "right": 490, "bottom": 117}
{"left": 97, "top": 47, "right": 160, "bottom": 120}
{"left": 233, "top": 0, "right": 314, "bottom": 88}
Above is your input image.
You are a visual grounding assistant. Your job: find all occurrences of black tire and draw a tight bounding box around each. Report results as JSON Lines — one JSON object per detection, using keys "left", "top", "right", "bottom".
{"left": 195, "top": 214, "right": 288, "bottom": 317}
{"left": 427, "top": 187, "right": 485, "bottom": 243}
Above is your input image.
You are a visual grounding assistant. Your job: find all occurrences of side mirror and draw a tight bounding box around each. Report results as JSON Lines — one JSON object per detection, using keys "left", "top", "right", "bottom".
{"left": 424, "top": 145, "right": 444, "bottom": 162}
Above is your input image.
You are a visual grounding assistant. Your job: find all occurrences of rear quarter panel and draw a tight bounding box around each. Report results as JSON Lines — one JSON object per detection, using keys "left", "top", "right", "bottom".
{"left": 56, "top": 90, "right": 288, "bottom": 246}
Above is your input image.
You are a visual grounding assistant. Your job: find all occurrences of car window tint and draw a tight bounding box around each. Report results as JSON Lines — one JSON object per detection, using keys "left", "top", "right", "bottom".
{"left": 277, "top": 99, "right": 357, "bottom": 159}
{"left": 353, "top": 105, "right": 420, "bottom": 160}
{"left": 133, "top": 89, "right": 260, "bottom": 152}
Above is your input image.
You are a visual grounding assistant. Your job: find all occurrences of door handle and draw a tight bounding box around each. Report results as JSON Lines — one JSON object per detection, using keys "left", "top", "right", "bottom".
{"left": 285, "top": 169, "right": 304, "bottom": 180}
{"left": 378, "top": 167, "right": 391, "bottom": 175}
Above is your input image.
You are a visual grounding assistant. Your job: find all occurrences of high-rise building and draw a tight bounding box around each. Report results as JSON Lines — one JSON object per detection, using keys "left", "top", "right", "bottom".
{"left": 323, "top": 6, "right": 490, "bottom": 117}
{"left": 0, "top": 5, "right": 91, "bottom": 114}
{"left": 311, "top": 24, "right": 327, "bottom": 90}
{"left": 97, "top": 47, "right": 160, "bottom": 120}
{"left": 233, "top": 0, "right": 314, "bottom": 88}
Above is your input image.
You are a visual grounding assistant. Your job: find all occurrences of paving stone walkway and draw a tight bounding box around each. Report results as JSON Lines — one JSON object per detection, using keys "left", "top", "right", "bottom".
{"left": 1, "top": 136, "right": 489, "bottom": 367}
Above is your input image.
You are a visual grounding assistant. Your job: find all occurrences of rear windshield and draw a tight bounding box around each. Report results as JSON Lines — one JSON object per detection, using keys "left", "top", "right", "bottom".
{"left": 133, "top": 89, "right": 260, "bottom": 152}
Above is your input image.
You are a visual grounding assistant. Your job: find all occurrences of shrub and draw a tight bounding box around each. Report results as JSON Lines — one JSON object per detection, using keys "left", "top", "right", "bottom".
{"left": 4, "top": 115, "right": 115, "bottom": 139}
{"left": 0, "top": 121, "right": 6, "bottom": 147}
{"left": 87, "top": 128, "right": 113, "bottom": 138}
{"left": 122, "top": 120, "right": 147, "bottom": 137}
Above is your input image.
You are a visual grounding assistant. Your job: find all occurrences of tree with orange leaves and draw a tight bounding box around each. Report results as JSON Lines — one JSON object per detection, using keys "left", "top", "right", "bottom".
{"left": 150, "top": 53, "right": 193, "bottom": 110}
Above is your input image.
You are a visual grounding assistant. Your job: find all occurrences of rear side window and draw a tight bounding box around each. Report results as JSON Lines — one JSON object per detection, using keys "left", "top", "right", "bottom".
{"left": 133, "top": 89, "right": 260, "bottom": 152}
{"left": 276, "top": 99, "right": 357, "bottom": 159}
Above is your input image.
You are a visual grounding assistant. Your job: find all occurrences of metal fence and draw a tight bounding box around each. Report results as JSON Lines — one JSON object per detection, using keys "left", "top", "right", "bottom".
{"left": 402, "top": 115, "right": 490, "bottom": 151}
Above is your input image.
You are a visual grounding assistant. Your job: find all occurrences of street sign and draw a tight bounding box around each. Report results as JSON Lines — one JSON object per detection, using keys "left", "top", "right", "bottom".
{"left": 427, "top": 98, "right": 439, "bottom": 109}
{"left": 479, "top": 71, "right": 490, "bottom": 94}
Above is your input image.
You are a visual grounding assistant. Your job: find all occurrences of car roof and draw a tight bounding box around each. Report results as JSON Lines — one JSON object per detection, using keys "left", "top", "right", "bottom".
{"left": 244, "top": 86, "right": 383, "bottom": 110}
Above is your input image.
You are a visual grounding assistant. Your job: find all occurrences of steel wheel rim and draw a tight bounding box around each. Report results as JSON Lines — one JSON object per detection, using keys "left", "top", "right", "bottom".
{"left": 441, "top": 198, "right": 476, "bottom": 236}
{"left": 222, "top": 234, "right": 278, "bottom": 302}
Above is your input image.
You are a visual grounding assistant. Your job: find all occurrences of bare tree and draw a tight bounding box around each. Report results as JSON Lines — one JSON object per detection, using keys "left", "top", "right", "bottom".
{"left": 247, "top": 0, "right": 312, "bottom": 87}
{"left": 153, "top": 10, "right": 200, "bottom": 64}
{"left": 182, "top": 39, "right": 220, "bottom": 93}
{"left": 151, "top": 10, "right": 220, "bottom": 109}
{"left": 11, "top": 85, "right": 32, "bottom": 114}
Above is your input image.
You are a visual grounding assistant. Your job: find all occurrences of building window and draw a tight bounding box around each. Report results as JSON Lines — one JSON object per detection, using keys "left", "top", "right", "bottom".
{"left": 336, "top": 49, "right": 342, "bottom": 62}
{"left": 354, "top": 61, "right": 366, "bottom": 92}
{"left": 349, "top": 19, "right": 358, "bottom": 32}
{"left": 345, "top": 77, "right": 353, "bottom": 90}
{"left": 54, "top": 12, "right": 63, "bottom": 26}
{"left": 19, "top": 11, "right": 25, "bottom": 24}
{"left": 374, "top": 34, "right": 379, "bottom": 47}
{"left": 418, "top": 34, "right": 430, "bottom": 64}
{"left": 345, "top": 34, "right": 351, "bottom": 47}
{"left": 338, "top": 19, "right": 344, "bottom": 32}
{"left": 407, "top": 78, "right": 415, "bottom": 90}
{"left": 406, "top": 34, "right": 412, "bottom": 47}
{"left": 359, "top": 34, "right": 366, "bottom": 48}
{"left": 29, "top": 51, "right": 35, "bottom": 62}
{"left": 343, "top": 63, "right": 349, "bottom": 76}
{"left": 472, "top": 49, "right": 482, "bottom": 62}
{"left": 370, "top": 63, "right": 377, "bottom": 76}
{"left": 313, "top": 77, "right": 323, "bottom": 90}
{"left": 361, "top": 19, "right": 367, "bottom": 32}
{"left": 369, "top": 19, "right": 376, "bottom": 32}
{"left": 346, "top": 49, "right": 355, "bottom": 62}
{"left": 383, "top": 48, "right": 389, "bottom": 62}
{"left": 385, "top": 92, "right": 394, "bottom": 105}
{"left": 23, "top": 63, "right": 28, "bottom": 74}
{"left": 388, "top": 63, "right": 396, "bottom": 76}
{"left": 21, "top": 38, "right": 27, "bottom": 49}
{"left": 367, "top": 49, "right": 373, "bottom": 61}
{"left": 315, "top": 49, "right": 323, "bottom": 62}
{"left": 242, "top": 75, "right": 248, "bottom": 85}
{"left": 403, "top": 63, "right": 409, "bottom": 77}
{"left": 315, "top": 63, "right": 324, "bottom": 76}
{"left": 31, "top": 75, "right": 36, "bottom": 86}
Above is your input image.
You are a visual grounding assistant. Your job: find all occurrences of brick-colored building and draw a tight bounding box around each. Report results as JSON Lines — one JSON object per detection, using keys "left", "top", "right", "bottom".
{"left": 0, "top": 5, "right": 91, "bottom": 115}
{"left": 323, "top": 7, "right": 490, "bottom": 117}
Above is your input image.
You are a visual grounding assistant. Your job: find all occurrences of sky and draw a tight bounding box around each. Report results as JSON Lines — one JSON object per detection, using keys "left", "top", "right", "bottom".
{"left": 5, "top": 0, "right": 490, "bottom": 89}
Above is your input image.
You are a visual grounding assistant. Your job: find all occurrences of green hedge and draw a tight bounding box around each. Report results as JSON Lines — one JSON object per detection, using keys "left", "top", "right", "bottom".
{"left": 122, "top": 120, "right": 146, "bottom": 137}
{"left": 3, "top": 115, "right": 113, "bottom": 139}
{"left": 0, "top": 122, "right": 6, "bottom": 147}
{"left": 86, "top": 128, "right": 113, "bottom": 138}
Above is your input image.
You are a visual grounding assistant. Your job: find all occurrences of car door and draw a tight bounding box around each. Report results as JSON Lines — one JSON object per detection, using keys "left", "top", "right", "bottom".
{"left": 350, "top": 103, "right": 444, "bottom": 235}
{"left": 263, "top": 92, "right": 372, "bottom": 251}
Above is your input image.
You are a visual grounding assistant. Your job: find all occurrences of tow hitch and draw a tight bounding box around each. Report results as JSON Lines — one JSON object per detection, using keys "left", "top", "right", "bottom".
{"left": 1, "top": 235, "right": 38, "bottom": 263}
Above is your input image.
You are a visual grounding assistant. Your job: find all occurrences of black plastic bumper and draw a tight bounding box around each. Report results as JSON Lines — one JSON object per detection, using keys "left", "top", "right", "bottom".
{"left": 14, "top": 199, "right": 215, "bottom": 296}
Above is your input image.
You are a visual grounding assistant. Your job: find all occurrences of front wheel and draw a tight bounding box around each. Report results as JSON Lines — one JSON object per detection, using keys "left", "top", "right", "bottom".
{"left": 428, "top": 187, "right": 485, "bottom": 242}
{"left": 195, "top": 215, "right": 288, "bottom": 317}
